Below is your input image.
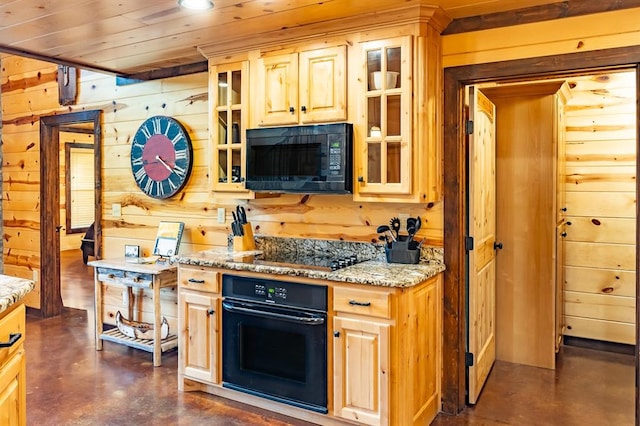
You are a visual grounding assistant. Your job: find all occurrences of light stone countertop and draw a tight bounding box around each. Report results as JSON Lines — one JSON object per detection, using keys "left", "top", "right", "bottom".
{"left": 176, "top": 248, "right": 445, "bottom": 288}
{"left": 0, "top": 275, "right": 35, "bottom": 314}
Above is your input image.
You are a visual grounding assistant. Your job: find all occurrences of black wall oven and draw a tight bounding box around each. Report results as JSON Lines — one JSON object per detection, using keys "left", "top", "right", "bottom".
{"left": 221, "top": 274, "right": 328, "bottom": 413}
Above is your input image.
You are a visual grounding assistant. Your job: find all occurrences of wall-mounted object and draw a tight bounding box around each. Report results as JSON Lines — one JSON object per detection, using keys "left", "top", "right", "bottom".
{"left": 130, "top": 116, "right": 193, "bottom": 199}
{"left": 57, "top": 65, "right": 77, "bottom": 106}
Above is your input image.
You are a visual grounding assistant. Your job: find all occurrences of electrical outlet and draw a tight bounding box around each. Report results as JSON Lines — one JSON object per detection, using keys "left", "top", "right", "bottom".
{"left": 217, "top": 207, "right": 225, "bottom": 224}
{"left": 398, "top": 213, "right": 410, "bottom": 224}
{"left": 112, "top": 203, "right": 122, "bottom": 217}
{"left": 33, "top": 269, "right": 38, "bottom": 282}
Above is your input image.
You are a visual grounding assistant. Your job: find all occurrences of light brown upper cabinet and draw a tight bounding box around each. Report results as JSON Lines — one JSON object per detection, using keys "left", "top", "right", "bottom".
{"left": 353, "top": 26, "right": 444, "bottom": 203}
{"left": 210, "top": 61, "right": 249, "bottom": 194}
{"left": 254, "top": 46, "right": 347, "bottom": 126}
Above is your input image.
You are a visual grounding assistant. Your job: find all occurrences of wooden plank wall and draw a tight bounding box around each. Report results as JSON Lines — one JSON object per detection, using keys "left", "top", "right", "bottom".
{"left": 562, "top": 71, "right": 636, "bottom": 345}
{"left": 1, "top": 54, "right": 443, "bottom": 319}
{"left": 441, "top": 7, "right": 640, "bottom": 68}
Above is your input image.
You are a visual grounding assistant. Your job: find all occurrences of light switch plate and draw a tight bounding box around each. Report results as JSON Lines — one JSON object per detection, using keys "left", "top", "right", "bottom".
{"left": 217, "top": 207, "right": 225, "bottom": 224}
{"left": 112, "top": 203, "right": 122, "bottom": 217}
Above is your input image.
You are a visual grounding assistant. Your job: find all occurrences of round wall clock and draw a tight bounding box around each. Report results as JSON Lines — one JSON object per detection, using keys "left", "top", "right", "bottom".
{"left": 130, "top": 116, "right": 193, "bottom": 199}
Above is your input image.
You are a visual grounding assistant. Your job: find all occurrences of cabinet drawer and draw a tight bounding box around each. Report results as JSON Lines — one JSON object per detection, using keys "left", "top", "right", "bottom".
{"left": 333, "top": 287, "right": 391, "bottom": 319}
{"left": 97, "top": 268, "right": 153, "bottom": 287}
{"left": 180, "top": 266, "right": 220, "bottom": 293}
{"left": 0, "top": 304, "right": 25, "bottom": 363}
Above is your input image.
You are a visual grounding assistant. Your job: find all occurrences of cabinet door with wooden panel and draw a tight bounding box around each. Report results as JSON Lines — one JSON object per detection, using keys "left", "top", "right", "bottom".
{"left": 210, "top": 61, "right": 251, "bottom": 195}
{"left": 179, "top": 291, "right": 220, "bottom": 386}
{"left": 0, "top": 304, "right": 26, "bottom": 426}
{"left": 178, "top": 264, "right": 221, "bottom": 388}
{"left": 333, "top": 316, "right": 389, "bottom": 426}
{"left": 255, "top": 46, "right": 346, "bottom": 126}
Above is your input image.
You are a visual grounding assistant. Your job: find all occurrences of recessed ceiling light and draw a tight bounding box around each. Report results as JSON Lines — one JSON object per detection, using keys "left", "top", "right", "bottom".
{"left": 178, "top": 0, "right": 214, "bottom": 10}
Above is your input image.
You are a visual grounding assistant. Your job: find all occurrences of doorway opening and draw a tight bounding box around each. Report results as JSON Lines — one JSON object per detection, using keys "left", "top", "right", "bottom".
{"left": 464, "top": 69, "right": 636, "bottom": 422}
{"left": 39, "top": 110, "right": 102, "bottom": 318}
{"left": 442, "top": 45, "right": 640, "bottom": 420}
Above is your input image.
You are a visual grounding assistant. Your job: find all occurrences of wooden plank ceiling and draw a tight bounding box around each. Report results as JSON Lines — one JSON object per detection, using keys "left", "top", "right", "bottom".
{"left": 0, "top": 0, "right": 560, "bottom": 77}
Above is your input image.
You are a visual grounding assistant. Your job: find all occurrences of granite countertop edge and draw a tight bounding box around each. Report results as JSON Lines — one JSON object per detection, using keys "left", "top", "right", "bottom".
{"left": 176, "top": 253, "right": 446, "bottom": 288}
{"left": 0, "top": 275, "right": 35, "bottom": 315}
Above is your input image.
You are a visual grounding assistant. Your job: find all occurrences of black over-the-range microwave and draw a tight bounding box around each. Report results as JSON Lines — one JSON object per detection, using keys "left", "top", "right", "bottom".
{"left": 245, "top": 123, "right": 353, "bottom": 194}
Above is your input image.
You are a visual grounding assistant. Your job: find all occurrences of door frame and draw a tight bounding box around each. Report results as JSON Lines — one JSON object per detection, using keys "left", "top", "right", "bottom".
{"left": 442, "top": 46, "right": 640, "bottom": 417}
{"left": 40, "top": 110, "right": 102, "bottom": 317}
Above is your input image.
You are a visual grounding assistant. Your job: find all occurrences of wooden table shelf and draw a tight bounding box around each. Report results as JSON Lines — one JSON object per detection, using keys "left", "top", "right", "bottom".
{"left": 100, "top": 327, "right": 178, "bottom": 353}
{"left": 89, "top": 258, "right": 178, "bottom": 367}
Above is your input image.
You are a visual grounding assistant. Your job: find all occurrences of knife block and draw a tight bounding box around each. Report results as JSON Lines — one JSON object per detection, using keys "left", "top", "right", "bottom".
{"left": 233, "top": 223, "right": 256, "bottom": 252}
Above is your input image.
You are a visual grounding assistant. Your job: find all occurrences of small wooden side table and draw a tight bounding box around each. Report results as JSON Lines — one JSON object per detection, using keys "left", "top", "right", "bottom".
{"left": 88, "top": 258, "right": 177, "bottom": 366}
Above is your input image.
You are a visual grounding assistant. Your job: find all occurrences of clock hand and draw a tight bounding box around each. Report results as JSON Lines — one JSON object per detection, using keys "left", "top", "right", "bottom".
{"left": 155, "top": 155, "right": 173, "bottom": 173}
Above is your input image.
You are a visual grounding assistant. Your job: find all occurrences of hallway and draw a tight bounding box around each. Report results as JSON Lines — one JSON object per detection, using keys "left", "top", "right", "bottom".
{"left": 22, "top": 249, "right": 634, "bottom": 425}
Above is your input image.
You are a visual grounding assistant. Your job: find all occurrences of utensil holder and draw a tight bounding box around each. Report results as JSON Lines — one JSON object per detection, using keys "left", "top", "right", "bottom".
{"left": 385, "top": 240, "right": 420, "bottom": 264}
{"left": 233, "top": 223, "right": 255, "bottom": 252}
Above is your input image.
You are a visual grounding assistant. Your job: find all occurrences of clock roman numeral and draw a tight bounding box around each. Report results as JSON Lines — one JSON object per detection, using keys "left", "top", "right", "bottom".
{"left": 132, "top": 157, "right": 144, "bottom": 166}
{"left": 167, "top": 176, "right": 178, "bottom": 191}
{"left": 144, "top": 177, "right": 154, "bottom": 194}
{"left": 152, "top": 117, "right": 162, "bottom": 134}
{"left": 171, "top": 133, "right": 183, "bottom": 146}
{"left": 134, "top": 167, "right": 146, "bottom": 182}
{"left": 175, "top": 149, "right": 188, "bottom": 160}
{"left": 156, "top": 181, "right": 165, "bottom": 197}
{"left": 173, "top": 164, "right": 187, "bottom": 178}
{"left": 140, "top": 125, "right": 152, "bottom": 140}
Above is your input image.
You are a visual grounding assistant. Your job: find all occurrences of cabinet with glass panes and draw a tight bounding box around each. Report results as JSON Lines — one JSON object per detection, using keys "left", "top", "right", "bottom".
{"left": 209, "top": 61, "right": 250, "bottom": 195}
{"left": 354, "top": 30, "right": 443, "bottom": 203}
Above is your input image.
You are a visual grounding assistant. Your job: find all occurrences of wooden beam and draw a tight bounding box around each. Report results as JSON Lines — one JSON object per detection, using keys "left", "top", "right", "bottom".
{"left": 442, "top": 45, "right": 640, "bottom": 415}
{"left": 443, "top": 0, "right": 640, "bottom": 35}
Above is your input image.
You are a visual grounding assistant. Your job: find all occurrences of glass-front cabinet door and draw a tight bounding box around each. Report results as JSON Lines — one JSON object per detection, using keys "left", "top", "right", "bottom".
{"left": 210, "top": 61, "right": 248, "bottom": 193}
{"left": 356, "top": 37, "right": 412, "bottom": 198}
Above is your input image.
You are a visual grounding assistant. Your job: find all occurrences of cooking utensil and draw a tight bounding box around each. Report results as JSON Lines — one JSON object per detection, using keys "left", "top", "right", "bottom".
{"left": 390, "top": 217, "right": 401, "bottom": 240}
{"left": 376, "top": 224, "right": 396, "bottom": 242}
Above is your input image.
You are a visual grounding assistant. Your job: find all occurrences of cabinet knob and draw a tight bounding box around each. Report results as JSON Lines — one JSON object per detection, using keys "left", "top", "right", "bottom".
{"left": 207, "top": 309, "right": 215, "bottom": 316}
{"left": 561, "top": 232, "right": 567, "bottom": 238}
{"left": 494, "top": 241, "right": 503, "bottom": 250}
{"left": 289, "top": 106, "right": 295, "bottom": 114}
{"left": 561, "top": 207, "right": 567, "bottom": 212}
{"left": 301, "top": 106, "right": 307, "bottom": 113}
{"left": 333, "top": 331, "right": 340, "bottom": 338}
{"left": 357, "top": 176, "right": 364, "bottom": 182}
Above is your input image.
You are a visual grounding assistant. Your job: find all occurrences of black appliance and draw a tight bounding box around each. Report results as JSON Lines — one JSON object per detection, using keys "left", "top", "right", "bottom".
{"left": 245, "top": 123, "right": 352, "bottom": 194}
{"left": 222, "top": 275, "right": 328, "bottom": 413}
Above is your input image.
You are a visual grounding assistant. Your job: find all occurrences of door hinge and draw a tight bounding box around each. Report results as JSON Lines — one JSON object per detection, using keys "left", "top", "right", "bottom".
{"left": 465, "top": 120, "right": 474, "bottom": 135}
{"left": 465, "top": 352, "right": 475, "bottom": 367}
{"left": 465, "top": 236, "right": 474, "bottom": 252}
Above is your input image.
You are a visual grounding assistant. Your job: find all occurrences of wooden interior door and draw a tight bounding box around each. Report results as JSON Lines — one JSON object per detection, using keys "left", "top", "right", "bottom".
{"left": 484, "top": 83, "right": 562, "bottom": 370}
{"left": 467, "top": 87, "right": 497, "bottom": 404}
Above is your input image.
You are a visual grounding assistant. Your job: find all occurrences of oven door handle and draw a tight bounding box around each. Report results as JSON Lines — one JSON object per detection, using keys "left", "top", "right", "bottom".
{"left": 222, "top": 301, "right": 325, "bottom": 325}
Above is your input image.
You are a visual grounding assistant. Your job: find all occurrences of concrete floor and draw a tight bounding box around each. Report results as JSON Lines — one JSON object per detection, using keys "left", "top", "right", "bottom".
{"left": 23, "top": 249, "right": 635, "bottom": 425}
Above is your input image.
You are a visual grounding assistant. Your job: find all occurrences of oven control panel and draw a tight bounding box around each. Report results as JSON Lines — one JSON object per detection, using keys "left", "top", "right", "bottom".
{"left": 253, "top": 283, "right": 287, "bottom": 300}
{"left": 223, "top": 275, "right": 327, "bottom": 311}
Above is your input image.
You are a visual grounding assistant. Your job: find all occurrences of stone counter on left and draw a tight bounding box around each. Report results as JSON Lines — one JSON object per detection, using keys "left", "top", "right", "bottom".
{"left": 0, "top": 275, "right": 35, "bottom": 314}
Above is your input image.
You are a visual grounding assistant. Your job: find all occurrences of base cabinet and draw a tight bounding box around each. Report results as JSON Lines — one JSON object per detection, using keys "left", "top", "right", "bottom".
{"left": 180, "top": 292, "right": 220, "bottom": 385}
{"left": 178, "top": 265, "right": 221, "bottom": 389}
{"left": 333, "top": 317, "right": 389, "bottom": 426}
{"left": 332, "top": 276, "right": 442, "bottom": 426}
{"left": 0, "top": 304, "right": 26, "bottom": 426}
{"left": 177, "top": 263, "right": 442, "bottom": 426}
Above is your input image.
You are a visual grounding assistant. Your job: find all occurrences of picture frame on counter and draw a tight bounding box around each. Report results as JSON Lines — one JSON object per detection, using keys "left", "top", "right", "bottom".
{"left": 124, "top": 245, "right": 140, "bottom": 258}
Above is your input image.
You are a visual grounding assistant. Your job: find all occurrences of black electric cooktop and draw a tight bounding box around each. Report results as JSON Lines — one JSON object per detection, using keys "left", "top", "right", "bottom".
{"left": 236, "top": 251, "right": 364, "bottom": 272}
